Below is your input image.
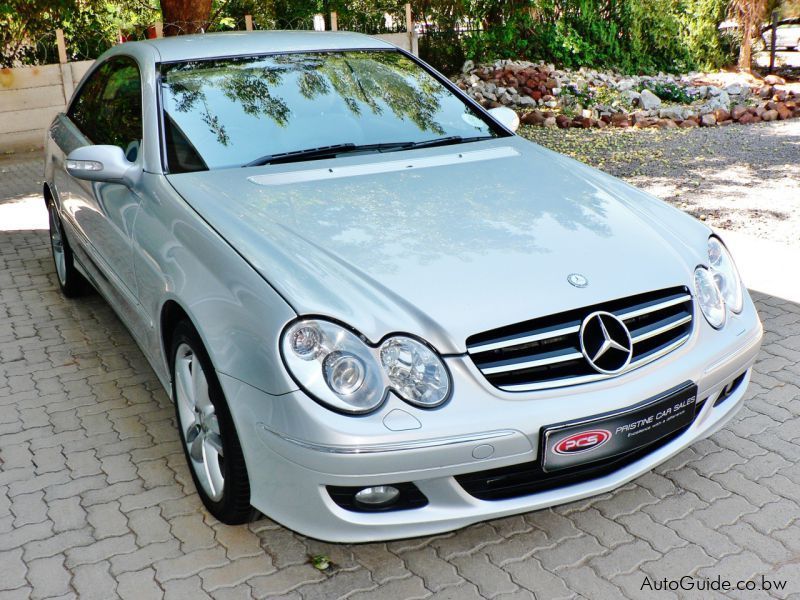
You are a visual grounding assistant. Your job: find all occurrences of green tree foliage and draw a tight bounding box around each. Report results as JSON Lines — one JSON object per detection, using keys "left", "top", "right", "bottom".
{"left": 420, "top": 0, "right": 742, "bottom": 74}
{"left": 2, "top": 0, "right": 795, "bottom": 72}
{"left": 0, "top": 0, "right": 156, "bottom": 66}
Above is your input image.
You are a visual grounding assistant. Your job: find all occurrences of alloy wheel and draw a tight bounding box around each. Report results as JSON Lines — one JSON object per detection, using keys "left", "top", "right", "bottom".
{"left": 174, "top": 343, "right": 226, "bottom": 502}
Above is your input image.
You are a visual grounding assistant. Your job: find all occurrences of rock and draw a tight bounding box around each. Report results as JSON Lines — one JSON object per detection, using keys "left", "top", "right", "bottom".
{"left": 611, "top": 113, "right": 629, "bottom": 125}
{"left": 659, "top": 106, "right": 688, "bottom": 120}
{"left": 764, "top": 74, "right": 786, "bottom": 85}
{"left": 777, "top": 104, "right": 792, "bottom": 120}
{"left": 762, "top": 109, "right": 779, "bottom": 122}
{"left": 543, "top": 116, "right": 557, "bottom": 128}
{"left": 759, "top": 85, "right": 773, "bottom": 99}
{"left": 633, "top": 117, "right": 658, "bottom": 128}
{"left": 737, "top": 113, "right": 754, "bottom": 124}
{"left": 657, "top": 118, "right": 678, "bottom": 128}
{"left": 551, "top": 87, "right": 561, "bottom": 96}
{"left": 617, "top": 79, "right": 636, "bottom": 91}
{"left": 707, "top": 86, "right": 723, "bottom": 97}
{"left": 639, "top": 88, "right": 662, "bottom": 110}
{"left": 731, "top": 105, "right": 748, "bottom": 120}
{"left": 718, "top": 119, "right": 733, "bottom": 126}
{"left": 462, "top": 60, "right": 475, "bottom": 74}
{"left": 700, "top": 90, "right": 730, "bottom": 114}
{"left": 555, "top": 114, "right": 572, "bottom": 129}
{"left": 725, "top": 83, "right": 742, "bottom": 95}
{"left": 521, "top": 111, "right": 544, "bottom": 125}
{"left": 678, "top": 119, "right": 698, "bottom": 128}
{"left": 713, "top": 108, "right": 730, "bottom": 122}
{"left": 700, "top": 113, "right": 717, "bottom": 126}
{"left": 518, "top": 96, "right": 536, "bottom": 107}
{"left": 622, "top": 90, "right": 641, "bottom": 105}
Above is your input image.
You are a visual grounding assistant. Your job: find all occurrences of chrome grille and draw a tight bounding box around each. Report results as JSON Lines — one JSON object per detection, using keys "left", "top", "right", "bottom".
{"left": 467, "top": 287, "right": 693, "bottom": 392}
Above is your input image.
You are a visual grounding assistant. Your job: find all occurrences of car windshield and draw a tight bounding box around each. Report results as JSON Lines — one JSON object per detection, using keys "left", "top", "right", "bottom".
{"left": 160, "top": 50, "right": 502, "bottom": 172}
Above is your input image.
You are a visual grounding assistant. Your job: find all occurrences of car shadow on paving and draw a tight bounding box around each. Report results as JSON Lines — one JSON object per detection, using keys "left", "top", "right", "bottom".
{"left": 1, "top": 228, "right": 800, "bottom": 599}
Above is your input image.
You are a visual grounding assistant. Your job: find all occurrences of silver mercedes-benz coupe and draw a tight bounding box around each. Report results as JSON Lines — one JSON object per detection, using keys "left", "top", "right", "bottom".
{"left": 44, "top": 31, "right": 763, "bottom": 542}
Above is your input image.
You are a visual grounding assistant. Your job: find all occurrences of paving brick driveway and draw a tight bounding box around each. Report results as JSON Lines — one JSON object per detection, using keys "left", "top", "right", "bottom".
{"left": 1, "top": 155, "right": 800, "bottom": 600}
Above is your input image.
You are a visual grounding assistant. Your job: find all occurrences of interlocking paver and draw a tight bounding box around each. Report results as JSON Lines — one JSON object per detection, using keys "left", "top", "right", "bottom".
{"left": 71, "top": 560, "right": 118, "bottom": 600}
{"left": 111, "top": 539, "right": 183, "bottom": 577}
{"left": 163, "top": 575, "right": 213, "bottom": 600}
{"left": 26, "top": 555, "right": 71, "bottom": 600}
{"left": 154, "top": 547, "right": 230, "bottom": 582}
{"left": 47, "top": 496, "right": 86, "bottom": 533}
{"left": 0, "top": 548, "right": 27, "bottom": 591}
{"left": 350, "top": 543, "right": 408, "bottom": 585}
{"left": 128, "top": 506, "right": 172, "bottom": 546}
{"left": 349, "top": 575, "right": 431, "bottom": 600}
{"left": 116, "top": 567, "right": 163, "bottom": 600}
{"left": 3, "top": 154, "right": 800, "bottom": 599}
{"left": 246, "top": 564, "right": 325, "bottom": 598}
{"left": 450, "top": 552, "right": 519, "bottom": 597}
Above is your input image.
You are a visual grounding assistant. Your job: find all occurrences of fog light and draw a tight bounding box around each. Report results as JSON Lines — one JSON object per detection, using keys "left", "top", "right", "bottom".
{"left": 354, "top": 485, "right": 400, "bottom": 507}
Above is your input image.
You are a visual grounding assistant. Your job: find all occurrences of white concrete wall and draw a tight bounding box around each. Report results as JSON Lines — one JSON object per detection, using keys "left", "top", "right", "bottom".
{"left": 372, "top": 32, "right": 418, "bottom": 55}
{"left": 0, "top": 60, "right": 93, "bottom": 152}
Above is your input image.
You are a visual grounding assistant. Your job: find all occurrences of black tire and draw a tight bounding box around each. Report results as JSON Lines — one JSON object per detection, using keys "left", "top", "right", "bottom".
{"left": 46, "top": 199, "right": 87, "bottom": 297}
{"left": 170, "top": 320, "right": 255, "bottom": 524}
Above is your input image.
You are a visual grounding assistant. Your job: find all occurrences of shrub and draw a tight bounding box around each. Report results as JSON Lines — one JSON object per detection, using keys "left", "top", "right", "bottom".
{"left": 419, "top": 0, "right": 736, "bottom": 76}
{"left": 639, "top": 81, "right": 695, "bottom": 103}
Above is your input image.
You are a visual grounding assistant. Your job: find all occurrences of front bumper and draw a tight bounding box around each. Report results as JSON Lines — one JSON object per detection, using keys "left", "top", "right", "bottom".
{"left": 220, "top": 300, "right": 763, "bottom": 542}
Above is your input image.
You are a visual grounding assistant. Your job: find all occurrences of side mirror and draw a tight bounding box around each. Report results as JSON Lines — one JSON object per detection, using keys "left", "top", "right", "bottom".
{"left": 488, "top": 106, "right": 520, "bottom": 132}
{"left": 66, "top": 145, "right": 141, "bottom": 188}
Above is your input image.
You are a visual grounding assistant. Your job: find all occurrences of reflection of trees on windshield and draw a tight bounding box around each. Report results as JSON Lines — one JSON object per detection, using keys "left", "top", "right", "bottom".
{"left": 162, "top": 52, "right": 448, "bottom": 148}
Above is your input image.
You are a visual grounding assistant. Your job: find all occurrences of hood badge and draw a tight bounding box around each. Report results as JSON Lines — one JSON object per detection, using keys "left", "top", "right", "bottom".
{"left": 579, "top": 311, "right": 633, "bottom": 374}
{"left": 567, "top": 273, "right": 589, "bottom": 288}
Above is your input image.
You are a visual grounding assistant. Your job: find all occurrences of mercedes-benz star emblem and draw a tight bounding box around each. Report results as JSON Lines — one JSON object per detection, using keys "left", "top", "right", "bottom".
{"left": 567, "top": 273, "right": 588, "bottom": 288}
{"left": 579, "top": 311, "right": 633, "bottom": 374}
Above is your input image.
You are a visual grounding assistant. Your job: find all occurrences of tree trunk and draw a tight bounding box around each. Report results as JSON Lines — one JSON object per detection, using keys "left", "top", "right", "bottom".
{"left": 738, "top": 18, "right": 752, "bottom": 71}
{"left": 161, "top": 0, "right": 213, "bottom": 36}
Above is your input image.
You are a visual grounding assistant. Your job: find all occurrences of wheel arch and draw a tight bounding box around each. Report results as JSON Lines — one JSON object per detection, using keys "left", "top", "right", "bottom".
{"left": 160, "top": 298, "right": 193, "bottom": 374}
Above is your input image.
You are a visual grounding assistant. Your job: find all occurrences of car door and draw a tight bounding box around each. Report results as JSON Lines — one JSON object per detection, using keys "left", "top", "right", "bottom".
{"left": 63, "top": 56, "right": 144, "bottom": 307}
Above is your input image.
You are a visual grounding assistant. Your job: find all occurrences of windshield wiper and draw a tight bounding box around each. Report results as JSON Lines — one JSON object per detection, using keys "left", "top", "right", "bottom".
{"left": 244, "top": 136, "right": 494, "bottom": 167}
{"left": 405, "top": 135, "right": 494, "bottom": 149}
{"left": 245, "top": 142, "right": 414, "bottom": 167}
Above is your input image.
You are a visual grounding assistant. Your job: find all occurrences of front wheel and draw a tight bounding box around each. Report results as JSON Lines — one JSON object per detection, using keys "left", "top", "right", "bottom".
{"left": 47, "top": 200, "right": 86, "bottom": 297}
{"left": 171, "top": 320, "right": 255, "bottom": 524}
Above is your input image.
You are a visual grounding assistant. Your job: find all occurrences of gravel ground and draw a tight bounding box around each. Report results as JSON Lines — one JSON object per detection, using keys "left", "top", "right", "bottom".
{"left": 521, "top": 119, "right": 800, "bottom": 246}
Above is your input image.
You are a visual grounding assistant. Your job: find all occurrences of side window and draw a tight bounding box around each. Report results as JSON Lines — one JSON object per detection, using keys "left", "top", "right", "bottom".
{"left": 68, "top": 58, "right": 143, "bottom": 162}
{"left": 68, "top": 62, "right": 112, "bottom": 137}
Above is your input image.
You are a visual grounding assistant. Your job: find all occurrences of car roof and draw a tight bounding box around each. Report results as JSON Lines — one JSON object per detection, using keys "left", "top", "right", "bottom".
{"left": 129, "top": 30, "right": 395, "bottom": 63}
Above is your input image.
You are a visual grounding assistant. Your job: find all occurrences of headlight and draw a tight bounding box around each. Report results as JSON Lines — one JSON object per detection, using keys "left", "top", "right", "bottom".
{"left": 281, "top": 319, "right": 451, "bottom": 414}
{"left": 282, "top": 320, "right": 384, "bottom": 414}
{"left": 380, "top": 337, "right": 450, "bottom": 407}
{"left": 694, "top": 267, "right": 726, "bottom": 329}
{"left": 708, "top": 237, "right": 743, "bottom": 313}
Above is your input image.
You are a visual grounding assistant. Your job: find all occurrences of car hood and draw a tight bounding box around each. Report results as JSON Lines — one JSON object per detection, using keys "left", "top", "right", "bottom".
{"left": 167, "top": 137, "right": 709, "bottom": 353}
